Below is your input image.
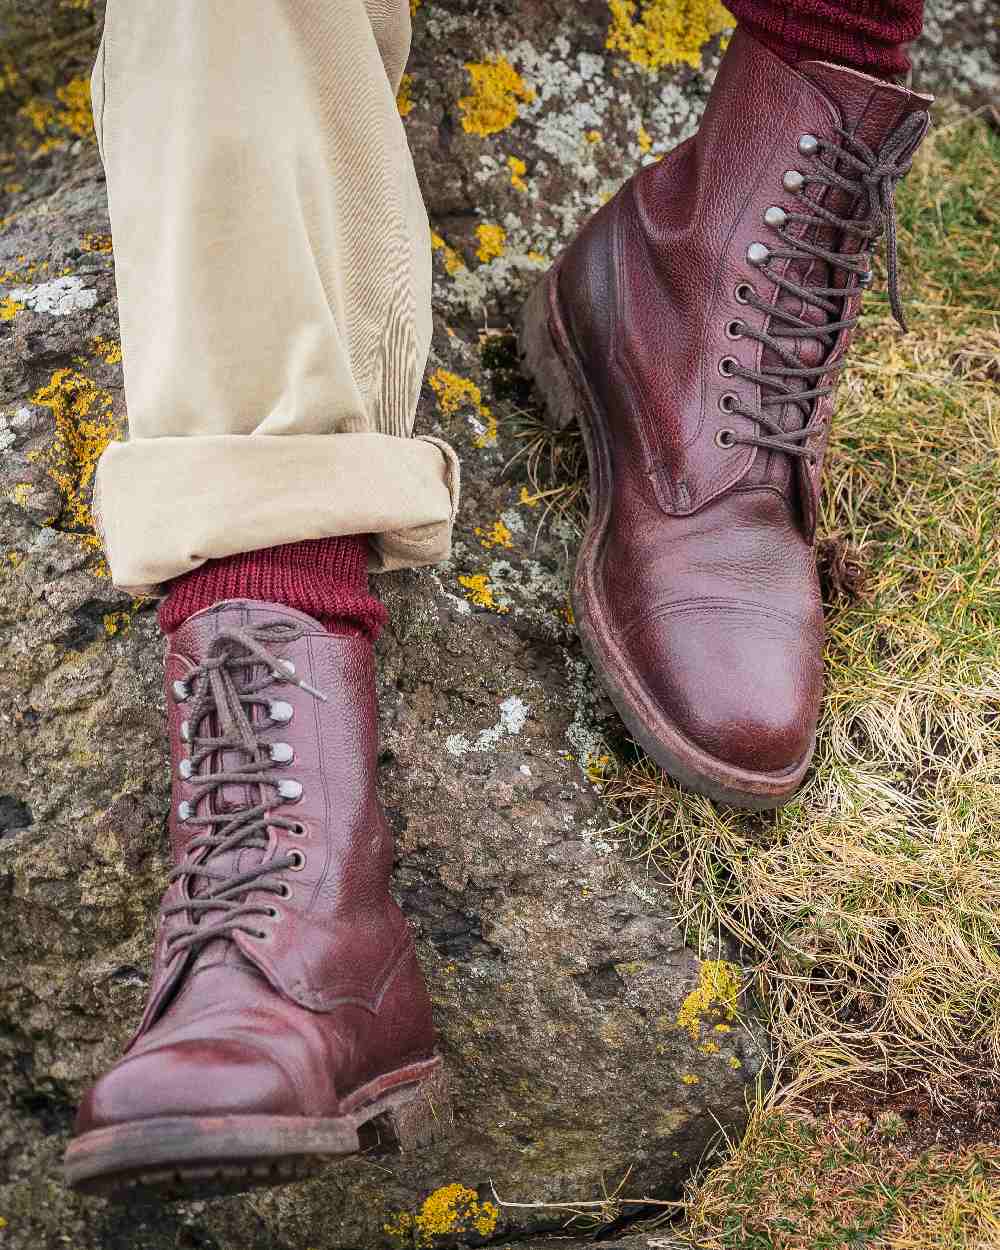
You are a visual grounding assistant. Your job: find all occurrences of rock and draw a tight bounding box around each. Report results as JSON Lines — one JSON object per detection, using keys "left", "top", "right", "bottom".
{"left": 1, "top": 3, "right": 996, "bottom": 1249}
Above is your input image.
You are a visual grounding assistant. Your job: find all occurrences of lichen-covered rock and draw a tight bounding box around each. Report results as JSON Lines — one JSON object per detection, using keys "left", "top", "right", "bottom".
{"left": 1, "top": 3, "right": 996, "bottom": 1249}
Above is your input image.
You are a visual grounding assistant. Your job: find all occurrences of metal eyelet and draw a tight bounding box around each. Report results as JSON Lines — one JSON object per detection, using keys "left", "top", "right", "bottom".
{"left": 719, "top": 393, "right": 739, "bottom": 414}
{"left": 277, "top": 779, "right": 303, "bottom": 802}
{"left": 270, "top": 742, "right": 294, "bottom": 765}
{"left": 288, "top": 822, "right": 307, "bottom": 837}
{"left": 764, "top": 205, "right": 787, "bottom": 229}
{"left": 783, "top": 169, "right": 805, "bottom": 192}
{"left": 276, "top": 882, "right": 292, "bottom": 898}
{"left": 715, "top": 429, "right": 736, "bottom": 449}
{"left": 719, "top": 356, "right": 738, "bottom": 378}
{"left": 178, "top": 800, "right": 193, "bottom": 822}
{"left": 172, "top": 679, "right": 190, "bottom": 703}
{"left": 725, "top": 319, "right": 745, "bottom": 340}
{"left": 859, "top": 269, "right": 874, "bottom": 288}
{"left": 179, "top": 719, "right": 191, "bottom": 743}
{"left": 288, "top": 850, "right": 306, "bottom": 871}
{"left": 798, "top": 133, "right": 819, "bottom": 156}
{"left": 268, "top": 700, "right": 294, "bottom": 724}
{"left": 747, "top": 242, "right": 770, "bottom": 266}
{"left": 272, "top": 660, "right": 295, "bottom": 679}
{"left": 178, "top": 759, "right": 193, "bottom": 781}
{"left": 265, "top": 906, "right": 280, "bottom": 920}
{"left": 734, "top": 283, "right": 755, "bottom": 305}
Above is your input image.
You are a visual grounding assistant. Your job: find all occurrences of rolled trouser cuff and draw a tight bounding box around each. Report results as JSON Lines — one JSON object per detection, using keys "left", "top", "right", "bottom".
{"left": 93, "top": 432, "right": 460, "bottom": 594}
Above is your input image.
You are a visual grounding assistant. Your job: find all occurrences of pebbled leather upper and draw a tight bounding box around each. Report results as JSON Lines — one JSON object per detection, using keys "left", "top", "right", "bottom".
{"left": 76, "top": 600, "right": 436, "bottom": 1133}
{"left": 556, "top": 31, "right": 930, "bottom": 775}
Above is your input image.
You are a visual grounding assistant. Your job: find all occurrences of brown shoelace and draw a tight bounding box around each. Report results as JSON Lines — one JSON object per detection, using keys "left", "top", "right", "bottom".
{"left": 723, "top": 111, "right": 926, "bottom": 465}
{"left": 162, "top": 623, "right": 326, "bottom": 956}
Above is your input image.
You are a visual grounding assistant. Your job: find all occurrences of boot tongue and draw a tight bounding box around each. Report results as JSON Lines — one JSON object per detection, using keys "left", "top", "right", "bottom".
{"left": 187, "top": 663, "right": 271, "bottom": 973}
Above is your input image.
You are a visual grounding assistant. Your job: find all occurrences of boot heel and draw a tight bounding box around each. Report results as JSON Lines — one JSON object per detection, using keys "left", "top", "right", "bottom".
{"left": 371, "top": 1064, "right": 453, "bottom": 1154}
{"left": 518, "top": 274, "right": 580, "bottom": 431}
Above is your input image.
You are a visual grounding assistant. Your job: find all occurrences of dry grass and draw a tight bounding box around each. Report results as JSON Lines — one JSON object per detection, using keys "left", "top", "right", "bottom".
{"left": 679, "top": 1104, "right": 1000, "bottom": 1249}
{"left": 581, "top": 111, "right": 1000, "bottom": 1104}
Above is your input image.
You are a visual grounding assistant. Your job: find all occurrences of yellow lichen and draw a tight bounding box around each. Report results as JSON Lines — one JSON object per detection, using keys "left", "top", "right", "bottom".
{"left": 458, "top": 56, "right": 534, "bottom": 137}
{"left": 409, "top": 0, "right": 422, "bottom": 13}
{"left": 10, "top": 483, "right": 32, "bottom": 507}
{"left": 638, "top": 125, "right": 653, "bottom": 153}
{"left": 0, "top": 57, "right": 18, "bottom": 93}
{"left": 53, "top": 76, "right": 93, "bottom": 136}
{"left": 81, "top": 232, "right": 113, "bottom": 254}
{"left": 681, "top": 1073, "right": 701, "bottom": 1085}
{"left": 431, "top": 231, "right": 466, "bottom": 276}
{"left": 91, "top": 335, "right": 123, "bottom": 365}
{"left": 429, "top": 369, "right": 483, "bottom": 416}
{"left": 429, "top": 369, "right": 497, "bottom": 448}
{"left": 519, "top": 486, "right": 540, "bottom": 508}
{"left": 103, "top": 611, "right": 130, "bottom": 636}
{"left": 607, "top": 0, "right": 733, "bottom": 71}
{"left": 699, "top": 1040, "right": 721, "bottom": 1055}
{"left": 475, "top": 222, "right": 507, "bottom": 263}
{"left": 473, "top": 409, "right": 498, "bottom": 449}
{"left": 397, "top": 73, "right": 415, "bottom": 117}
{"left": 0, "top": 295, "right": 24, "bottom": 321}
{"left": 728, "top": 1056, "right": 743, "bottom": 1069}
{"left": 18, "top": 74, "right": 94, "bottom": 154}
{"left": 458, "top": 573, "right": 507, "bottom": 613}
{"left": 3, "top": 181, "right": 23, "bottom": 195}
{"left": 29, "top": 367, "right": 122, "bottom": 562}
{"left": 507, "top": 154, "right": 528, "bottom": 191}
{"left": 406, "top": 1183, "right": 500, "bottom": 1244}
{"left": 527, "top": 250, "right": 547, "bottom": 265}
{"left": 675, "top": 959, "right": 740, "bottom": 1040}
{"left": 585, "top": 129, "right": 603, "bottom": 144}
{"left": 586, "top": 753, "right": 613, "bottom": 784}
{"left": 475, "top": 519, "right": 513, "bottom": 550}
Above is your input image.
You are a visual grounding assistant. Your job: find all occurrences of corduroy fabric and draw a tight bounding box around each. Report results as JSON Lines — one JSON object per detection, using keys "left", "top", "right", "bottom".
{"left": 90, "top": 0, "right": 459, "bottom": 594}
{"left": 157, "top": 536, "right": 388, "bottom": 640}
{"left": 726, "top": 0, "right": 924, "bottom": 76}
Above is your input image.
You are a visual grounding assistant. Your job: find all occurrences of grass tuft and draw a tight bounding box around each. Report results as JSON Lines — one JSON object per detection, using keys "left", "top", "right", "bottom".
{"left": 680, "top": 1105, "right": 1000, "bottom": 1249}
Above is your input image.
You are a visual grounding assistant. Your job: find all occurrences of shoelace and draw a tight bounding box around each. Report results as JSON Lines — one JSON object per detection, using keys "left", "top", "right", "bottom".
{"left": 162, "top": 623, "right": 327, "bottom": 956}
{"left": 722, "top": 111, "right": 926, "bottom": 465}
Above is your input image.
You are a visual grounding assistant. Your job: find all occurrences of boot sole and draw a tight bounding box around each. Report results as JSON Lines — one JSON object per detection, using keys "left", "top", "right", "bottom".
{"left": 517, "top": 270, "right": 813, "bottom": 810}
{"left": 64, "top": 1057, "right": 450, "bottom": 1201}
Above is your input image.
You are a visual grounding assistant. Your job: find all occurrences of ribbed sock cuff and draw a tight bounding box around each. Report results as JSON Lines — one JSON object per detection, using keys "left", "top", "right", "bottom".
{"left": 728, "top": 0, "right": 924, "bottom": 77}
{"left": 157, "top": 535, "right": 388, "bottom": 640}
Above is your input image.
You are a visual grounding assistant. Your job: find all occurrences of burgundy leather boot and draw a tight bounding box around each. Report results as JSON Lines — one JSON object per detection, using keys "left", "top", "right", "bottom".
{"left": 65, "top": 600, "right": 449, "bottom": 1199}
{"left": 519, "top": 31, "right": 931, "bottom": 808}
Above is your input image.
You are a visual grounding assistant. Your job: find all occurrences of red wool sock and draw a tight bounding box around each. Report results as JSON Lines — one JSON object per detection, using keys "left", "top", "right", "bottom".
{"left": 726, "top": 0, "right": 925, "bottom": 78}
{"left": 158, "top": 535, "right": 388, "bottom": 640}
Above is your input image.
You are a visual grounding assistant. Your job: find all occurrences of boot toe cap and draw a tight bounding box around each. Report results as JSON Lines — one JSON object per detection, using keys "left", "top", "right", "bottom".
{"left": 624, "top": 602, "right": 822, "bottom": 777}
{"left": 75, "top": 1038, "right": 301, "bottom": 1134}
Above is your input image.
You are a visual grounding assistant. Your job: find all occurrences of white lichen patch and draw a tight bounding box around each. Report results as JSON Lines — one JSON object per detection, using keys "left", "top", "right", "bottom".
{"left": 446, "top": 694, "right": 532, "bottom": 757}
{"left": 7, "top": 275, "right": 97, "bottom": 316}
{"left": 565, "top": 654, "right": 613, "bottom": 780}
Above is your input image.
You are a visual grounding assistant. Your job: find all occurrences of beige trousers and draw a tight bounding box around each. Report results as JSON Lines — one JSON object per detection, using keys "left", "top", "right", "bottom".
{"left": 91, "top": 0, "right": 458, "bottom": 594}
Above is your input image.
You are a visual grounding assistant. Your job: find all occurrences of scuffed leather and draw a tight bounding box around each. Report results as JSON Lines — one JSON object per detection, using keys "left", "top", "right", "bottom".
{"left": 75, "top": 601, "right": 436, "bottom": 1133}
{"left": 555, "top": 31, "right": 930, "bottom": 775}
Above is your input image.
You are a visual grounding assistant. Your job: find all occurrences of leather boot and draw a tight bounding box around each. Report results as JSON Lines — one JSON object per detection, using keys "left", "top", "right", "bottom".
{"left": 65, "top": 601, "right": 450, "bottom": 1199}
{"left": 519, "top": 31, "right": 931, "bottom": 808}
